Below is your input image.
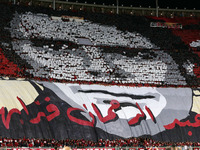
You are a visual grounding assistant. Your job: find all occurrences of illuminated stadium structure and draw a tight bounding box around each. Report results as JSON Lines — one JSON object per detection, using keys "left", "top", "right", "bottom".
{"left": 0, "top": 1, "right": 200, "bottom": 149}
{"left": 3, "top": 0, "right": 200, "bottom": 17}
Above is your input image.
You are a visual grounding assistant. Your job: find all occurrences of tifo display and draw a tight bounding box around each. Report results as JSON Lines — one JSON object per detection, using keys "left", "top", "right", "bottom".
{"left": 0, "top": 1, "right": 200, "bottom": 148}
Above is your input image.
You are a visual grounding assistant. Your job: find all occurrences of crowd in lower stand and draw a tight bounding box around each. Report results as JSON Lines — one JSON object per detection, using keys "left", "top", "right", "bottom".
{"left": 0, "top": 137, "right": 200, "bottom": 148}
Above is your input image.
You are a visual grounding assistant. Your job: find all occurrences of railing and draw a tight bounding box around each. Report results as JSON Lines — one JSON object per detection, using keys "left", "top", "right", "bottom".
{"left": 3, "top": 0, "right": 200, "bottom": 17}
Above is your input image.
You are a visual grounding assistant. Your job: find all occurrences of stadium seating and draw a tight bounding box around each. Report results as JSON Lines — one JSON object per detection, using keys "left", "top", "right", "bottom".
{"left": 0, "top": 136, "right": 200, "bottom": 148}
{"left": 0, "top": 3, "right": 199, "bottom": 87}
{"left": 0, "top": 2, "right": 200, "bottom": 147}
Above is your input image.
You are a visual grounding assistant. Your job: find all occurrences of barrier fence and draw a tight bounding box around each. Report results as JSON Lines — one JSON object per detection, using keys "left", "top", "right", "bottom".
{"left": 1, "top": 147, "right": 200, "bottom": 150}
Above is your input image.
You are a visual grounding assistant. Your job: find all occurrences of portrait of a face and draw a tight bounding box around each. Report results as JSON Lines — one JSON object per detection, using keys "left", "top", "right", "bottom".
{"left": 0, "top": 4, "right": 199, "bottom": 142}
{"left": 7, "top": 11, "right": 189, "bottom": 86}
{"left": 43, "top": 82, "right": 193, "bottom": 138}
{"left": 0, "top": 78, "right": 197, "bottom": 140}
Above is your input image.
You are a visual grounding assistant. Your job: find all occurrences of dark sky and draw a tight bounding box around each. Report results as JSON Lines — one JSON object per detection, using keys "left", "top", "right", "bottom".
{"left": 66, "top": 0, "right": 200, "bottom": 10}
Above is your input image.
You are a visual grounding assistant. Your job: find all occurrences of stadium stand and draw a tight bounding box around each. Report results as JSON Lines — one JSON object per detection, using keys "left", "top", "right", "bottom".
{"left": 0, "top": 3, "right": 200, "bottom": 87}
{"left": 0, "top": 136, "right": 200, "bottom": 148}
{"left": 0, "top": 2, "right": 200, "bottom": 148}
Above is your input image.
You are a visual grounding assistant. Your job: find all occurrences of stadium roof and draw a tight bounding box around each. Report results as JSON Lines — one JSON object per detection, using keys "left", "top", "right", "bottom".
{"left": 64, "top": 0, "right": 200, "bottom": 10}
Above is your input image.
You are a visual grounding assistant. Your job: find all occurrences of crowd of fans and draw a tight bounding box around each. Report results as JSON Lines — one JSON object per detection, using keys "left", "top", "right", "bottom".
{"left": 190, "top": 40, "right": 200, "bottom": 48}
{"left": 0, "top": 137, "right": 200, "bottom": 148}
{"left": 18, "top": 12, "right": 155, "bottom": 49}
{"left": 0, "top": 2, "right": 199, "bottom": 88}
{"left": 0, "top": 2, "right": 199, "bottom": 149}
{"left": 0, "top": 2, "right": 199, "bottom": 87}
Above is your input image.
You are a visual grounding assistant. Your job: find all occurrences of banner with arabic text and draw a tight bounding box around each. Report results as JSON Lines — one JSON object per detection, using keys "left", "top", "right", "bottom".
{"left": 0, "top": 80, "right": 199, "bottom": 142}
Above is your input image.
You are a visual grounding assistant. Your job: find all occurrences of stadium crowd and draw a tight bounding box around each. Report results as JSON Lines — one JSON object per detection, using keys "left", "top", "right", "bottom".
{"left": 0, "top": 2, "right": 199, "bottom": 150}
{"left": 0, "top": 3, "right": 199, "bottom": 87}
{"left": 0, "top": 137, "right": 200, "bottom": 148}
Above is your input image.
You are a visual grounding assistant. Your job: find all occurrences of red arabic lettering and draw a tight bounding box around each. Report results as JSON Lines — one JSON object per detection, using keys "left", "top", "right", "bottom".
{"left": 0, "top": 96, "right": 29, "bottom": 129}
{"left": 128, "top": 103, "right": 146, "bottom": 125}
{"left": 0, "top": 107, "right": 21, "bottom": 129}
{"left": 17, "top": 96, "right": 29, "bottom": 115}
{"left": 34, "top": 100, "right": 41, "bottom": 105}
{"left": 164, "top": 114, "right": 200, "bottom": 129}
{"left": 67, "top": 107, "right": 95, "bottom": 127}
{"left": 92, "top": 100, "right": 120, "bottom": 123}
{"left": 30, "top": 112, "right": 46, "bottom": 123}
{"left": 30, "top": 104, "right": 60, "bottom": 124}
{"left": 45, "top": 97, "right": 50, "bottom": 102}
{"left": 145, "top": 106, "right": 156, "bottom": 123}
{"left": 0, "top": 96, "right": 61, "bottom": 128}
{"left": 83, "top": 104, "right": 87, "bottom": 110}
{"left": 67, "top": 101, "right": 157, "bottom": 126}
{"left": 46, "top": 104, "right": 60, "bottom": 121}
